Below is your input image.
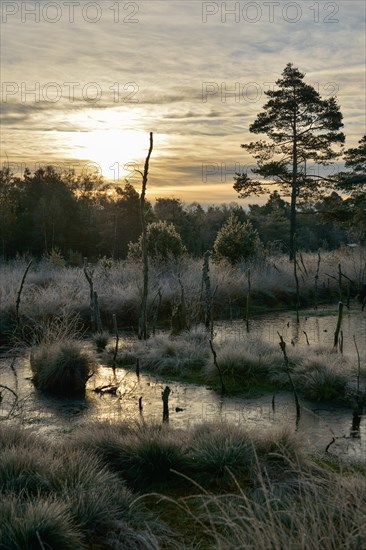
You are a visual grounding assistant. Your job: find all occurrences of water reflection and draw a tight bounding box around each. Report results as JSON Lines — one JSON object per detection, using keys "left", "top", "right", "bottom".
{"left": 1, "top": 307, "right": 365, "bottom": 460}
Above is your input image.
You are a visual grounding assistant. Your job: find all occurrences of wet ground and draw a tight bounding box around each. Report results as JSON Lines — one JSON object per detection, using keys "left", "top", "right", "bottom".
{"left": 1, "top": 306, "right": 365, "bottom": 461}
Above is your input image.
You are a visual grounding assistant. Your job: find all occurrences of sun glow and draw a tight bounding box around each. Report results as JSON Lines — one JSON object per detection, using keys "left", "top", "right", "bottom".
{"left": 64, "top": 109, "right": 166, "bottom": 181}
{"left": 69, "top": 129, "right": 152, "bottom": 178}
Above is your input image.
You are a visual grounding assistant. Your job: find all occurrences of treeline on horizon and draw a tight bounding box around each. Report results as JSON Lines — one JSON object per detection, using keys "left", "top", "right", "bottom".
{"left": 0, "top": 165, "right": 364, "bottom": 262}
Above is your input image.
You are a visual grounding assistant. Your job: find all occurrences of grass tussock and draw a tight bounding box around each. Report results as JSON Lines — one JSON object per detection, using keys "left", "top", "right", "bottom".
{"left": 30, "top": 340, "right": 94, "bottom": 396}
{"left": 0, "top": 422, "right": 365, "bottom": 550}
{"left": 179, "top": 470, "right": 366, "bottom": 549}
{"left": 187, "top": 423, "right": 254, "bottom": 488}
{"left": 93, "top": 331, "right": 110, "bottom": 352}
{"left": 136, "top": 329, "right": 210, "bottom": 377}
{"left": 204, "top": 338, "right": 283, "bottom": 389}
{"left": 296, "top": 356, "right": 349, "bottom": 402}
{"left": 0, "top": 424, "right": 178, "bottom": 549}
{"left": 73, "top": 422, "right": 190, "bottom": 491}
{"left": 111, "top": 329, "right": 363, "bottom": 405}
{"left": 0, "top": 497, "right": 85, "bottom": 550}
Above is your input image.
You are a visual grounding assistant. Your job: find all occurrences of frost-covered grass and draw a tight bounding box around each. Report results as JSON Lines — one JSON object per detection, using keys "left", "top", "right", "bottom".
{"left": 123, "top": 329, "right": 365, "bottom": 404}
{"left": 2, "top": 247, "right": 364, "bottom": 344}
{"left": 0, "top": 424, "right": 172, "bottom": 549}
{"left": 30, "top": 340, "right": 94, "bottom": 396}
{"left": 1, "top": 422, "right": 365, "bottom": 550}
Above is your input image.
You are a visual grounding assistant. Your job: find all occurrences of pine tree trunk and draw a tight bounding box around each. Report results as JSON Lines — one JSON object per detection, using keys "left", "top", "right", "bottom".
{"left": 290, "top": 111, "right": 298, "bottom": 261}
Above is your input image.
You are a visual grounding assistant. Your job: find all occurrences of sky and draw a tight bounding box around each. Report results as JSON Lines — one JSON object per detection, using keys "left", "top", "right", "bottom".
{"left": 1, "top": 0, "right": 365, "bottom": 205}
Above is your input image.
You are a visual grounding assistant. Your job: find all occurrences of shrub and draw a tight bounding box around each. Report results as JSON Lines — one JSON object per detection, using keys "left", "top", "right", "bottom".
{"left": 43, "top": 247, "right": 66, "bottom": 268}
{"left": 30, "top": 340, "right": 93, "bottom": 396}
{"left": 128, "top": 221, "right": 187, "bottom": 262}
{"left": 212, "top": 215, "right": 262, "bottom": 264}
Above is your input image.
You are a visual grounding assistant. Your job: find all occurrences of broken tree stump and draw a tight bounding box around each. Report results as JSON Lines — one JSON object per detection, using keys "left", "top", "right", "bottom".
{"left": 162, "top": 386, "right": 171, "bottom": 422}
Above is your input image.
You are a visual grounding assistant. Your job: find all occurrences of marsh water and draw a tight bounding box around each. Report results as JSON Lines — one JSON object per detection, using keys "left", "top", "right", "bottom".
{"left": 1, "top": 306, "right": 365, "bottom": 461}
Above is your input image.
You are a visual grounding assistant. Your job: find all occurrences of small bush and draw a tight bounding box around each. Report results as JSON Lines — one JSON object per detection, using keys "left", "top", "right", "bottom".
{"left": 44, "top": 247, "right": 66, "bottom": 269}
{"left": 212, "top": 215, "right": 262, "bottom": 264}
{"left": 128, "top": 220, "right": 187, "bottom": 263}
{"left": 30, "top": 340, "right": 93, "bottom": 396}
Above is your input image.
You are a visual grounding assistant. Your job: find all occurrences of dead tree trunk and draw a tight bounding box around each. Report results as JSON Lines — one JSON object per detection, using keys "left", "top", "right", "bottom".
{"left": 278, "top": 333, "right": 301, "bottom": 423}
{"left": 245, "top": 268, "right": 251, "bottom": 333}
{"left": 15, "top": 260, "right": 32, "bottom": 336}
{"left": 83, "top": 258, "right": 95, "bottom": 332}
{"left": 162, "top": 386, "right": 171, "bottom": 422}
{"left": 202, "top": 251, "right": 212, "bottom": 331}
{"left": 333, "top": 301, "right": 343, "bottom": 349}
{"left": 138, "top": 132, "right": 154, "bottom": 340}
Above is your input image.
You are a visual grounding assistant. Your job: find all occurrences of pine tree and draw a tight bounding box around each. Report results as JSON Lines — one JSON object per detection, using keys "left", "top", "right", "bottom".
{"left": 234, "top": 63, "right": 345, "bottom": 258}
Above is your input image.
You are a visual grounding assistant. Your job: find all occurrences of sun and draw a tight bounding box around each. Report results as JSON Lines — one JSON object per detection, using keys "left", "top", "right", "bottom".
{"left": 65, "top": 108, "right": 163, "bottom": 182}
{"left": 70, "top": 129, "right": 151, "bottom": 178}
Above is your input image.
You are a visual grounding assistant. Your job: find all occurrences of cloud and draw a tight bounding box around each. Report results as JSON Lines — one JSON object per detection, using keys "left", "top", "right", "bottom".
{"left": 1, "top": 0, "right": 364, "bottom": 202}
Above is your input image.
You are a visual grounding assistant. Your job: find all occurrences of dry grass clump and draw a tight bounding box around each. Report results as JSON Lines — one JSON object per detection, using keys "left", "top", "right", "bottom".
{"left": 0, "top": 424, "right": 41, "bottom": 452}
{"left": 93, "top": 331, "right": 110, "bottom": 352}
{"left": 0, "top": 496, "right": 85, "bottom": 550}
{"left": 1, "top": 422, "right": 365, "bottom": 549}
{"left": 30, "top": 340, "right": 94, "bottom": 396}
{"left": 0, "top": 445, "right": 55, "bottom": 496}
{"left": 204, "top": 338, "right": 282, "bottom": 387}
{"left": 254, "top": 426, "right": 310, "bottom": 477}
{"left": 187, "top": 423, "right": 254, "bottom": 488}
{"left": 294, "top": 353, "right": 354, "bottom": 402}
{"left": 184, "top": 470, "right": 366, "bottom": 549}
{"left": 69, "top": 420, "right": 136, "bottom": 467}
{"left": 73, "top": 422, "right": 191, "bottom": 492}
{"left": 136, "top": 331, "right": 210, "bottom": 376}
{"left": 0, "top": 424, "right": 178, "bottom": 549}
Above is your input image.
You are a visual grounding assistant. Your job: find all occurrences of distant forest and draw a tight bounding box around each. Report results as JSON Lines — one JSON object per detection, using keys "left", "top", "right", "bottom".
{"left": 0, "top": 165, "right": 364, "bottom": 261}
